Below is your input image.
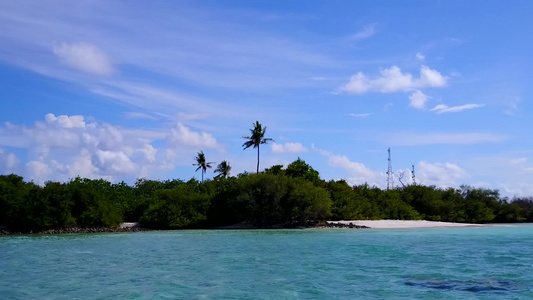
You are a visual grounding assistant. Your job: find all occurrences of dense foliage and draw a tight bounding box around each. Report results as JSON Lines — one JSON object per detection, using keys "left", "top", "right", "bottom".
{"left": 1, "top": 159, "right": 532, "bottom": 232}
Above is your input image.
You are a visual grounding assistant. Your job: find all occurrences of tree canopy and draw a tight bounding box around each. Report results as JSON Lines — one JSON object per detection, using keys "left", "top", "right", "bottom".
{"left": 214, "top": 160, "right": 231, "bottom": 178}
{"left": 0, "top": 157, "right": 531, "bottom": 233}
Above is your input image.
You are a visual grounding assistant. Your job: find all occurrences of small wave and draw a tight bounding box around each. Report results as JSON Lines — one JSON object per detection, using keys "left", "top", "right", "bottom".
{"left": 74, "top": 251, "right": 93, "bottom": 254}
{"left": 405, "top": 278, "right": 522, "bottom": 293}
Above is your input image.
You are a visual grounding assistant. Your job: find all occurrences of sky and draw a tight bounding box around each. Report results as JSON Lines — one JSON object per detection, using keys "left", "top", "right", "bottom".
{"left": 0, "top": 1, "right": 532, "bottom": 197}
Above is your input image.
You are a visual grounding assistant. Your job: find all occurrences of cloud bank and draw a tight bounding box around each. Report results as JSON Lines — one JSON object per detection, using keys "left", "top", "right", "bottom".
{"left": 0, "top": 114, "right": 222, "bottom": 184}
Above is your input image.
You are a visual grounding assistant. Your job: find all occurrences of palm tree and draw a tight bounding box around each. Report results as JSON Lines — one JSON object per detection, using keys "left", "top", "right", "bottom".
{"left": 193, "top": 151, "right": 213, "bottom": 182}
{"left": 214, "top": 160, "right": 231, "bottom": 178}
{"left": 242, "top": 121, "right": 274, "bottom": 173}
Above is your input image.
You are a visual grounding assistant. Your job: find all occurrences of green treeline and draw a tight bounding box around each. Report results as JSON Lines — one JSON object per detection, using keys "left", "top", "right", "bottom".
{"left": 1, "top": 158, "right": 532, "bottom": 232}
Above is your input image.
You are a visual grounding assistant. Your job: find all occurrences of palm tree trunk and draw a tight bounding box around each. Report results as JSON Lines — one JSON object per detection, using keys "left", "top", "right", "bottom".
{"left": 257, "top": 145, "right": 260, "bottom": 173}
{"left": 202, "top": 170, "right": 204, "bottom": 182}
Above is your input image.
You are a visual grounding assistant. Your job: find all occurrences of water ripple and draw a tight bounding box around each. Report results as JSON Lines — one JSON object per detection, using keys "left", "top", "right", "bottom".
{"left": 1, "top": 226, "right": 533, "bottom": 299}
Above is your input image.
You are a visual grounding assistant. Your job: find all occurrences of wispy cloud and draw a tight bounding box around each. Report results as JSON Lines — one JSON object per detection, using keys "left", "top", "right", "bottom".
{"left": 53, "top": 42, "right": 113, "bottom": 75}
{"left": 123, "top": 112, "right": 157, "bottom": 120}
{"left": 0, "top": 1, "right": 340, "bottom": 118}
{"left": 415, "top": 52, "right": 425, "bottom": 61}
{"left": 504, "top": 98, "right": 520, "bottom": 116}
{"left": 386, "top": 132, "right": 504, "bottom": 146}
{"left": 339, "top": 65, "right": 447, "bottom": 94}
{"left": 348, "top": 23, "right": 378, "bottom": 41}
{"left": 430, "top": 104, "right": 484, "bottom": 114}
{"left": 349, "top": 113, "right": 373, "bottom": 118}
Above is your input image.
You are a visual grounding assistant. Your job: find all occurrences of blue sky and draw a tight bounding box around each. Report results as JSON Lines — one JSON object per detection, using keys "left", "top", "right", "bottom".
{"left": 0, "top": 1, "right": 532, "bottom": 196}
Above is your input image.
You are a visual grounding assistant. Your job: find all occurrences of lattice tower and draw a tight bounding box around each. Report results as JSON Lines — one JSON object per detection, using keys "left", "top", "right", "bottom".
{"left": 387, "top": 148, "right": 394, "bottom": 190}
{"left": 411, "top": 165, "right": 417, "bottom": 185}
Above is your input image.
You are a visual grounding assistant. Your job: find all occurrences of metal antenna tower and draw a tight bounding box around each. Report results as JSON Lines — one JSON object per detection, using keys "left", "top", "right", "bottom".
{"left": 387, "top": 148, "right": 394, "bottom": 189}
{"left": 411, "top": 165, "right": 417, "bottom": 185}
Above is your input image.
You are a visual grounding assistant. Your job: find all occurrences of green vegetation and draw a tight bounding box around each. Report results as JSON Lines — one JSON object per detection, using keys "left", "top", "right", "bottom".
{"left": 1, "top": 158, "right": 532, "bottom": 232}
{"left": 214, "top": 160, "right": 231, "bottom": 179}
{"left": 1, "top": 121, "right": 532, "bottom": 233}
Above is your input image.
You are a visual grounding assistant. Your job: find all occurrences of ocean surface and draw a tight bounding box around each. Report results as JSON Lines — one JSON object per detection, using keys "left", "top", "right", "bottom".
{"left": 1, "top": 225, "right": 532, "bottom": 299}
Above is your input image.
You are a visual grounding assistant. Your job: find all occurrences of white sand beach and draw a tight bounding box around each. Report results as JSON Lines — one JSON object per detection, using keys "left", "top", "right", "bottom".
{"left": 120, "top": 222, "right": 140, "bottom": 229}
{"left": 327, "top": 220, "right": 490, "bottom": 229}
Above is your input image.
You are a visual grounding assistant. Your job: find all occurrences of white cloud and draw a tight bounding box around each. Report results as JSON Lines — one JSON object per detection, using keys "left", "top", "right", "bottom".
{"left": 94, "top": 124, "right": 125, "bottom": 150}
{"left": 139, "top": 144, "right": 157, "bottom": 163}
{"left": 45, "top": 113, "right": 86, "bottom": 128}
{"left": 419, "top": 66, "right": 447, "bottom": 87}
{"left": 415, "top": 52, "right": 425, "bottom": 61}
{"left": 0, "top": 1, "right": 346, "bottom": 126}
{"left": 340, "top": 65, "right": 447, "bottom": 94}
{"left": 430, "top": 104, "right": 484, "bottom": 114}
{"left": 66, "top": 149, "right": 101, "bottom": 179}
{"left": 168, "top": 123, "right": 221, "bottom": 150}
{"left": 31, "top": 119, "right": 82, "bottom": 148}
{"left": 26, "top": 160, "right": 51, "bottom": 184}
{"left": 417, "top": 161, "right": 466, "bottom": 188}
{"left": 349, "top": 113, "right": 373, "bottom": 118}
{"left": 387, "top": 132, "right": 504, "bottom": 146}
{"left": 463, "top": 154, "right": 533, "bottom": 197}
{"left": 271, "top": 142, "right": 308, "bottom": 154}
{"left": 0, "top": 114, "right": 225, "bottom": 184}
{"left": 396, "top": 168, "right": 414, "bottom": 187}
{"left": 0, "top": 149, "right": 21, "bottom": 175}
{"left": 501, "top": 183, "right": 533, "bottom": 198}
{"left": 53, "top": 42, "right": 113, "bottom": 75}
{"left": 95, "top": 149, "right": 137, "bottom": 174}
{"left": 409, "top": 90, "right": 428, "bottom": 110}
{"left": 2, "top": 3, "right": 339, "bottom": 91}
{"left": 315, "top": 147, "right": 383, "bottom": 187}
{"left": 349, "top": 23, "right": 378, "bottom": 40}
{"left": 328, "top": 154, "right": 378, "bottom": 182}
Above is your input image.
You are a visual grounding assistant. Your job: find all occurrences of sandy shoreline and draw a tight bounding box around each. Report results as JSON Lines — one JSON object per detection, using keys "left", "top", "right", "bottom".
{"left": 0, "top": 220, "right": 502, "bottom": 235}
{"left": 327, "top": 220, "right": 493, "bottom": 229}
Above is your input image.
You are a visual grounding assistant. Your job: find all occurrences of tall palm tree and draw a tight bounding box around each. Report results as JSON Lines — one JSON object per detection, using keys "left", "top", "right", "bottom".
{"left": 193, "top": 151, "right": 213, "bottom": 182}
{"left": 214, "top": 160, "right": 231, "bottom": 178}
{"left": 242, "top": 121, "right": 274, "bottom": 173}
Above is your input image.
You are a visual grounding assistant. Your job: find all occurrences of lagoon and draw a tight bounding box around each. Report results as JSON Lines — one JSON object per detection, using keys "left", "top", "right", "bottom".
{"left": 1, "top": 225, "right": 532, "bottom": 299}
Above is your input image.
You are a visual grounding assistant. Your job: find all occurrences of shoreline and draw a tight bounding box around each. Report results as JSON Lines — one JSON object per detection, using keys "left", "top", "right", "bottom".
{"left": 326, "top": 220, "right": 494, "bottom": 229}
{"left": 0, "top": 226, "right": 150, "bottom": 236}
{"left": 0, "top": 220, "right": 510, "bottom": 235}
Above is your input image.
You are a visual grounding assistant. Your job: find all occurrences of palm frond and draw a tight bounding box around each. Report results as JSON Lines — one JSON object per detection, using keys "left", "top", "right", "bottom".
{"left": 242, "top": 140, "right": 255, "bottom": 149}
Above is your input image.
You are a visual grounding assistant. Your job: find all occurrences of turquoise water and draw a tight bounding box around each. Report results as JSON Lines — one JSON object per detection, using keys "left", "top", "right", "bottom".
{"left": 1, "top": 225, "right": 532, "bottom": 299}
